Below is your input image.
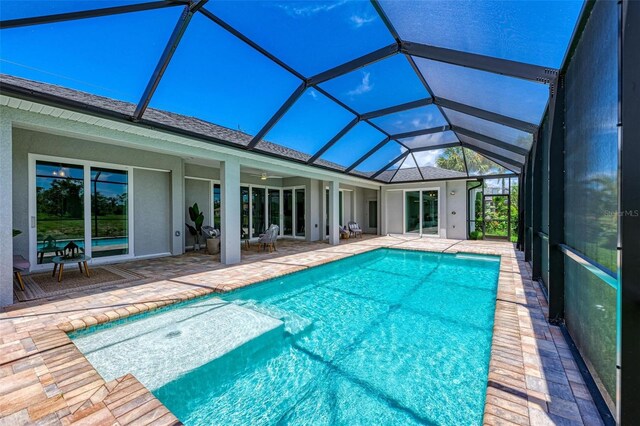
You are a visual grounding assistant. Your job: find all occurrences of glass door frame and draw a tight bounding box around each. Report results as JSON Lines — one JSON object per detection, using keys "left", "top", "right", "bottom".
{"left": 324, "top": 187, "right": 345, "bottom": 239}
{"left": 402, "top": 187, "right": 441, "bottom": 237}
{"left": 28, "top": 154, "right": 135, "bottom": 271}
{"left": 284, "top": 185, "right": 305, "bottom": 240}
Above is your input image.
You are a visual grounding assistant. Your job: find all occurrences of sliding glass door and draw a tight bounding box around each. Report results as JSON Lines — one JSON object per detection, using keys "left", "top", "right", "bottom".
{"left": 422, "top": 190, "right": 438, "bottom": 236}
{"left": 251, "top": 187, "right": 266, "bottom": 238}
{"left": 405, "top": 191, "right": 421, "bottom": 234}
{"left": 240, "top": 186, "right": 249, "bottom": 239}
{"left": 283, "top": 189, "right": 293, "bottom": 236}
{"left": 91, "top": 167, "right": 129, "bottom": 258}
{"left": 35, "top": 161, "right": 85, "bottom": 264}
{"left": 405, "top": 189, "right": 439, "bottom": 236}
{"left": 295, "top": 188, "right": 305, "bottom": 237}
{"left": 33, "top": 159, "right": 131, "bottom": 266}
{"left": 268, "top": 189, "right": 280, "bottom": 230}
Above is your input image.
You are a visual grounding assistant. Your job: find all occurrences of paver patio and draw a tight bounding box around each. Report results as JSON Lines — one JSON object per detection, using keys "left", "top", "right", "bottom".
{"left": 0, "top": 236, "right": 602, "bottom": 425}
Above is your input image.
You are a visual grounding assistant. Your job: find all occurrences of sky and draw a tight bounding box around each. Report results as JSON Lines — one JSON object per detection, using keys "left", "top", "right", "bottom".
{"left": 1, "top": 0, "right": 583, "bottom": 176}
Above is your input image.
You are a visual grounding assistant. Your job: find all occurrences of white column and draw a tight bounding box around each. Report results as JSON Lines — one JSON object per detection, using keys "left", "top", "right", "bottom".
{"left": 171, "top": 159, "right": 184, "bottom": 255}
{"left": 221, "top": 158, "right": 241, "bottom": 264}
{"left": 0, "top": 116, "right": 13, "bottom": 307}
{"left": 320, "top": 182, "right": 327, "bottom": 240}
{"left": 328, "top": 180, "right": 340, "bottom": 245}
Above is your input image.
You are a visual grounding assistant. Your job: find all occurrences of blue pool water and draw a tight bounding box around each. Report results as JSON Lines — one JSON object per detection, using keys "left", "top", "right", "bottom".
{"left": 71, "top": 249, "right": 500, "bottom": 425}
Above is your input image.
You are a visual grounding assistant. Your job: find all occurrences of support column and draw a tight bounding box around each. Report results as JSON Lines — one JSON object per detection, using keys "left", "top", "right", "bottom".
{"left": 523, "top": 155, "right": 533, "bottom": 262}
{"left": 170, "top": 159, "right": 184, "bottom": 255}
{"left": 328, "top": 181, "right": 339, "bottom": 245}
{"left": 532, "top": 137, "right": 544, "bottom": 281}
{"left": 548, "top": 77, "right": 566, "bottom": 322}
{"left": 221, "top": 158, "right": 241, "bottom": 264}
{"left": 0, "top": 115, "right": 13, "bottom": 307}
{"left": 618, "top": 1, "right": 640, "bottom": 421}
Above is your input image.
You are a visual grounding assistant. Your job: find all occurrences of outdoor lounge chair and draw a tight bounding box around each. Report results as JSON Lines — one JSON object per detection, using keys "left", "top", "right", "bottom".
{"left": 13, "top": 255, "right": 30, "bottom": 291}
{"left": 348, "top": 221, "right": 363, "bottom": 238}
{"left": 257, "top": 224, "right": 279, "bottom": 253}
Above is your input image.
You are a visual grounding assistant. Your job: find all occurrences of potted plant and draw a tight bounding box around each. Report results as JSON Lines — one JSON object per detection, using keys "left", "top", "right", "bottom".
{"left": 203, "top": 227, "right": 220, "bottom": 255}
{"left": 185, "top": 203, "right": 204, "bottom": 250}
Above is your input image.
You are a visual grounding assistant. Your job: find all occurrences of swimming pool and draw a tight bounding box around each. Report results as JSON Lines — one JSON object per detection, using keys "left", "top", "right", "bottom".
{"left": 71, "top": 248, "right": 500, "bottom": 425}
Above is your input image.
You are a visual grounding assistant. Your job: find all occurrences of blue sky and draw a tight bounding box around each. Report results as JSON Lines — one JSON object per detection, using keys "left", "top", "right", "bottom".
{"left": 1, "top": 0, "right": 583, "bottom": 175}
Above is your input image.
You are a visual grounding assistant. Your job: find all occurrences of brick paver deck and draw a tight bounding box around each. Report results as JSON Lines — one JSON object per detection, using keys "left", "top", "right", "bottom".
{"left": 1, "top": 236, "right": 603, "bottom": 425}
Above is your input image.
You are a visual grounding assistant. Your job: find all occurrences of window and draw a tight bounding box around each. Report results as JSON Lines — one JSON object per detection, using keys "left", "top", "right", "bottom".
{"left": 213, "top": 184, "right": 220, "bottom": 230}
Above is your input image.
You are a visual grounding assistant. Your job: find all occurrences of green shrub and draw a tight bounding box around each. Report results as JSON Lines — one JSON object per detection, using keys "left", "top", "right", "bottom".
{"left": 469, "top": 230, "right": 483, "bottom": 240}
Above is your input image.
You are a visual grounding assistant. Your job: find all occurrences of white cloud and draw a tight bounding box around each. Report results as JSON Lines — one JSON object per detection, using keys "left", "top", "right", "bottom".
{"left": 410, "top": 150, "right": 439, "bottom": 168}
{"left": 350, "top": 14, "right": 376, "bottom": 28}
{"left": 276, "top": 1, "right": 348, "bottom": 17}
{"left": 347, "top": 71, "right": 373, "bottom": 96}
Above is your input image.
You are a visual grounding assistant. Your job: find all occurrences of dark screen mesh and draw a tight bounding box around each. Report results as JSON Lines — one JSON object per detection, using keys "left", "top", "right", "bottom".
{"left": 563, "top": 0, "right": 618, "bottom": 404}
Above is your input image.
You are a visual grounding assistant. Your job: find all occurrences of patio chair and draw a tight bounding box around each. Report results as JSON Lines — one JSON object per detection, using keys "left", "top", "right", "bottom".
{"left": 13, "top": 255, "right": 30, "bottom": 291}
{"left": 348, "top": 221, "right": 363, "bottom": 238}
{"left": 38, "top": 235, "right": 62, "bottom": 264}
{"left": 201, "top": 226, "right": 220, "bottom": 239}
{"left": 257, "top": 224, "right": 279, "bottom": 253}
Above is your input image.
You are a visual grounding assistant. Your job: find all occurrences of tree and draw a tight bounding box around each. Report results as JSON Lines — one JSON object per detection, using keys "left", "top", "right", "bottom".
{"left": 435, "top": 147, "right": 502, "bottom": 175}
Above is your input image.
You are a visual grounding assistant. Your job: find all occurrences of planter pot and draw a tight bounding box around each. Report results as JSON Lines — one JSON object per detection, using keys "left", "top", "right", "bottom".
{"left": 207, "top": 238, "right": 220, "bottom": 255}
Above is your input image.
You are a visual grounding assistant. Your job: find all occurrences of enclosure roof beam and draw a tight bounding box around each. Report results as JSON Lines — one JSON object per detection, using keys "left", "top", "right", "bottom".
{"left": 0, "top": 1, "right": 186, "bottom": 29}
{"left": 402, "top": 41, "right": 558, "bottom": 84}
{"left": 133, "top": 2, "right": 207, "bottom": 120}
{"left": 345, "top": 137, "right": 390, "bottom": 173}
{"left": 435, "top": 97, "right": 538, "bottom": 133}
{"left": 371, "top": 151, "right": 409, "bottom": 179}
{"left": 307, "top": 43, "right": 400, "bottom": 86}
{"left": 453, "top": 126, "right": 529, "bottom": 156}
{"left": 361, "top": 98, "right": 432, "bottom": 120}
{"left": 410, "top": 142, "right": 461, "bottom": 153}
{"left": 391, "top": 125, "right": 450, "bottom": 140}
{"left": 462, "top": 143, "right": 523, "bottom": 169}
{"left": 246, "top": 82, "right": 307, "bottom": 149}
{"left": 308, "top": 117, "right": 360, "bottom": 164}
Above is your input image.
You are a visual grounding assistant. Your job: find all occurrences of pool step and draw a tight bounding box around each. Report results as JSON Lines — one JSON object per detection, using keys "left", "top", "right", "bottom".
{"left": 232, "top": 300, "right": 314, "bottom": 337}
{"left": 72, "top": 298, "right": 284, "bottom": 391}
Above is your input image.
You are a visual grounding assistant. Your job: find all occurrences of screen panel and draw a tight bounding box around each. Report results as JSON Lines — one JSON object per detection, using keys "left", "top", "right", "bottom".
{"left": 354, "top": 141, "right": 406, "bottom": 177}
{"left": 370, "top": 104, "right": 447, "bottom": 135}
{"left": 399, "top": 130, "right": 458, "bottom": 150}
{"left": 414, "top": 58, "right": 549, "bottom": 123}
{"left": 0, "top": 7, "right": 181, "bottom": 107}
{"left": 443, "top": 108, "right": 534, "bottom": 150}
{"left": 257, "top": 88, "right": 355, "bottom": 160}
{"left": 207, "top": 0, "right": 394, "bottom": 76}
{"left": 413, "top": 147, "right": 468, "bottom": 180}
{"left": 318, "top": 122, "right": 387, "bottom": 170}
{"left": 149, "top": 13, "right": 301, "bottom": 136}
{"left": 319, "top": 55, "right": 429, "bottom": 113}
{"left": 379, "top": 0, "right": 583, "bottom": 68}
{"left": 0, "top": 0, "right": 151, "bottom": 21}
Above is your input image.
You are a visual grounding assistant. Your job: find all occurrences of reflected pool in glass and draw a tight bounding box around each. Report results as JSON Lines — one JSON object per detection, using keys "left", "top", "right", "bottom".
{"left": 71, "top": 249, "right": 500, "bottom": 425}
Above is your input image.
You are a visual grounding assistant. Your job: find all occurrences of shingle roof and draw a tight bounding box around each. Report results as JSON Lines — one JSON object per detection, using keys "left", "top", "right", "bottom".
{"left": 0, "top": 74, "right": 479, "bottom": 184}
{"left": 0, "top": 74, "right": 347, "bottom": 172}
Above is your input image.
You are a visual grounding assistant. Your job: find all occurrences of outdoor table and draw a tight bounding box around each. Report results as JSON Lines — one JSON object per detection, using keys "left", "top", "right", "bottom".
{"left": 51, "top": 255, "right": 91, "bottom": 283}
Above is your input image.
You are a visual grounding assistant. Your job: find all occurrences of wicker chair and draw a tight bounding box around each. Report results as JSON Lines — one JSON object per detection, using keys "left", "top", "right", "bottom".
{"left": 348, "top": 221, "right": 363, "bottom": 238}
{"left": 257, "top": 224, "right": 279, "bottom": 253}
